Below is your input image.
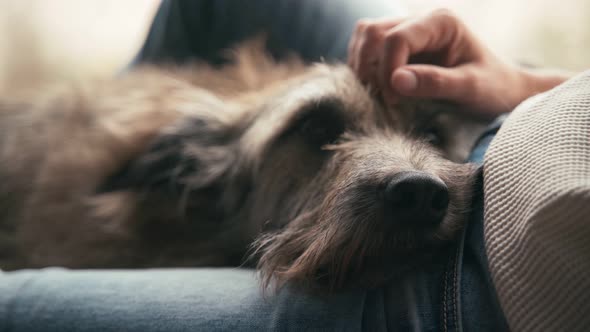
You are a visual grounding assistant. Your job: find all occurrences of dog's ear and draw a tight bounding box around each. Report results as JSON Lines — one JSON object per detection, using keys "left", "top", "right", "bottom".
{"left": 97, "top": 117, "right": 238, "bottom": 201}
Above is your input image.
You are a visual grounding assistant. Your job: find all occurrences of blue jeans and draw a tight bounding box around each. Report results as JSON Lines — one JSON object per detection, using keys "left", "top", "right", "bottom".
{"left": 0, "top": 1, "right": 507, "bottom": 331}
{"left": 130, "top": 0, "right": 406, "bottom": 65}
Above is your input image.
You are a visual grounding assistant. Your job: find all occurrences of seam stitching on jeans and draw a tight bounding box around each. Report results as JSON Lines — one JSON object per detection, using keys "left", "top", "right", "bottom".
{"left": 442, "top": 258, "right": 449, "bottom": 332}
{"left": 453, "top": 243, "right": 461, "bottom": 332}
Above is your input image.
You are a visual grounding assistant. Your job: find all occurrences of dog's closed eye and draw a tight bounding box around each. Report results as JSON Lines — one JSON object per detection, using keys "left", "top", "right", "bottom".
{"left": 409, "top": 103, "right": 488, "bottom": 162}
{"left": 421, "top": 126, "right": 445, "bottom": 147}
{"left": 288, "top": 98, "right": 348, "bottom": 149}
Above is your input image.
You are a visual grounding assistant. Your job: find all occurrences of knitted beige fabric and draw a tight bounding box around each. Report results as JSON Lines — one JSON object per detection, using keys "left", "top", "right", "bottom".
{"left": 484, "top": 71, "right": 590, "bottom": 332}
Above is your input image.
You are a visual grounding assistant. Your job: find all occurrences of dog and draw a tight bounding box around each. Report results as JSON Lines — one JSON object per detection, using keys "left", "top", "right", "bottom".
{"left": 0, "top": 41, "right": 484, "bottom": 292}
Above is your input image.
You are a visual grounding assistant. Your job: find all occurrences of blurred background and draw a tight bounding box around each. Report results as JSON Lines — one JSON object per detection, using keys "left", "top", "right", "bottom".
{"left": 0, "top": 0, "right": 588, "bottom": 92}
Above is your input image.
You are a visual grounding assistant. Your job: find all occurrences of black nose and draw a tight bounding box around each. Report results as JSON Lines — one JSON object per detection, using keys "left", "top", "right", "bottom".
{"left": 384, "top": 171, "right": 449, "bottom": 227}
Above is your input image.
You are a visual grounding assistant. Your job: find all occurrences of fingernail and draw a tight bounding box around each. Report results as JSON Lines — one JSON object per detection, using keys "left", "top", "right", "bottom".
{"left": 392, "top": 69, "right": 417, "bottom": 94}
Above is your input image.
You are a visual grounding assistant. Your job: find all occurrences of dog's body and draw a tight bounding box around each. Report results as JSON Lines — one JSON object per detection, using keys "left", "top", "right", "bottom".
{"left": 0, "top": 44, "right": 484, "bottom": 291}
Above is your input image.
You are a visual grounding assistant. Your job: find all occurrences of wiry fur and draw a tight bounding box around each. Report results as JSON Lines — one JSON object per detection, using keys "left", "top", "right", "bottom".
{"left": 0, "top": 41, "right": 484, "bottom": 292}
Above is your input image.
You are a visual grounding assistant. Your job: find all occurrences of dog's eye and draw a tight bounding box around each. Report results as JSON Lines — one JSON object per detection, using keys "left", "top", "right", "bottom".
{"left": 293, "top": 100, "right": 347, "bottom": 148}
{"left": 423, "top": 127, "right": 444, "bottom": 147}
{"left": 297, "top": 115, "right": 344, "bottom": 147}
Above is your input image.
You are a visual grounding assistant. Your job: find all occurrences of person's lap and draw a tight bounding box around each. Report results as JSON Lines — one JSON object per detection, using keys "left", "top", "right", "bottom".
{"left": 1, "top": 268, "right": 370, "bottom": 331}
{"left": 0, "top": 1, "right": 507, "bottom": 331}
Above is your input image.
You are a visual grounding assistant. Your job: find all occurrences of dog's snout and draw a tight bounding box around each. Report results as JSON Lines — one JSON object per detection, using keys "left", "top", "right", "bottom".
{"left": 384, "top": 171, "right": 449, "bottom": 226}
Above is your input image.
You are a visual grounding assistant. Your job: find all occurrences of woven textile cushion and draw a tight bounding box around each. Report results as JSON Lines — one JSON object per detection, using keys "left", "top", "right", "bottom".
{"left": 484, "top": 71, "right": 590, "bottom": 331}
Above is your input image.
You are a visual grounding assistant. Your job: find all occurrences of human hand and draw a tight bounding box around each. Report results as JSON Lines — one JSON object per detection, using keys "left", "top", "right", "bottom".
{"left": 348, "top": 9, "right": 568, "bottom": 118}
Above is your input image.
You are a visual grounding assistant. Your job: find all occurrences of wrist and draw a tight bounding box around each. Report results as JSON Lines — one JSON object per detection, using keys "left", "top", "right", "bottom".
{"left": 517, "top": 67, "right": 572, "bottom": 100}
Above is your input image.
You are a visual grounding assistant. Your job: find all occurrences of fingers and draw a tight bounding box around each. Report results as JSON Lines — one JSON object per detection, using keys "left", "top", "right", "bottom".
{"left": 348, "top": 17, "right": 404, "bottom": 83}
{"left": 378, "top": 10, "right": 464, "bottom": 99}
{"left": 349, "top": 9, "right": 521, "bottom": 117}
{"left": 391, "top": 64, "right": 474, "bottom": 101}
{"left": 350, "top": 9, "right": 488, "bottom": 107}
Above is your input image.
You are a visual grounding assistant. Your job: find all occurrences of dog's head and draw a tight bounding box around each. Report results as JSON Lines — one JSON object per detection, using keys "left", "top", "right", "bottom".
{"left": 101, "top": 64, "right": 482, "bottom": 291}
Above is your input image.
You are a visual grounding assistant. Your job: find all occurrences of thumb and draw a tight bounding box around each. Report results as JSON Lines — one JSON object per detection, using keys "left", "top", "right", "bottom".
{"left": 391, "top": 65, "right": 473, "bottom": 101}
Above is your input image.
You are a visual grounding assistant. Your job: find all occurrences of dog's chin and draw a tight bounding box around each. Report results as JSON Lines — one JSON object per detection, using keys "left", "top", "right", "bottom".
{"left": 255, "top": 221, "right": 461, "bottom": 294}
{"left": 288, "top": 241, "right": 454, "bottom": 294}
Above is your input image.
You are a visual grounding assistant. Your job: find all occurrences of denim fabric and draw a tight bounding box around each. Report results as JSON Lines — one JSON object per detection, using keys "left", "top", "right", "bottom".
{"left": 130, "top": 0, "right": 406, "bottom": 66}
{"left": 458, "top": 118, "right": 509, "bottom": 331}
{"left": 0, "top": 268, "right": 367, "bottom": 332}
{"left": 0, "top": 1, "right": 510, "bottom": 331}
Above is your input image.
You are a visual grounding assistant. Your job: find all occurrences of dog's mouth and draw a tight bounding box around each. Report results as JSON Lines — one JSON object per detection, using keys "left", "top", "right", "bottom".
{"left": 291, "top": 234, "right": 452, "bottom": 293}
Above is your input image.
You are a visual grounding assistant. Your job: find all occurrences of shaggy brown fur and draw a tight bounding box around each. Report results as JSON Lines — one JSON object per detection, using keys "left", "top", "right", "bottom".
{"left": 0, "top": 42, "right": 485, "bottom": 292}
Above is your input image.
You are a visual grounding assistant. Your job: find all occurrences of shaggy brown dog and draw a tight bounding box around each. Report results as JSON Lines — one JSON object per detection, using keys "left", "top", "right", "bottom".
{"left": 0, "top": 43, "right": 484, "bottom": 292}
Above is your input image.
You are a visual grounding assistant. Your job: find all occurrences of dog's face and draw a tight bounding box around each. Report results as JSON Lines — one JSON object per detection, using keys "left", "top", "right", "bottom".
{"left": 102, "top": 64, "right": 479, "bottom": 291}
